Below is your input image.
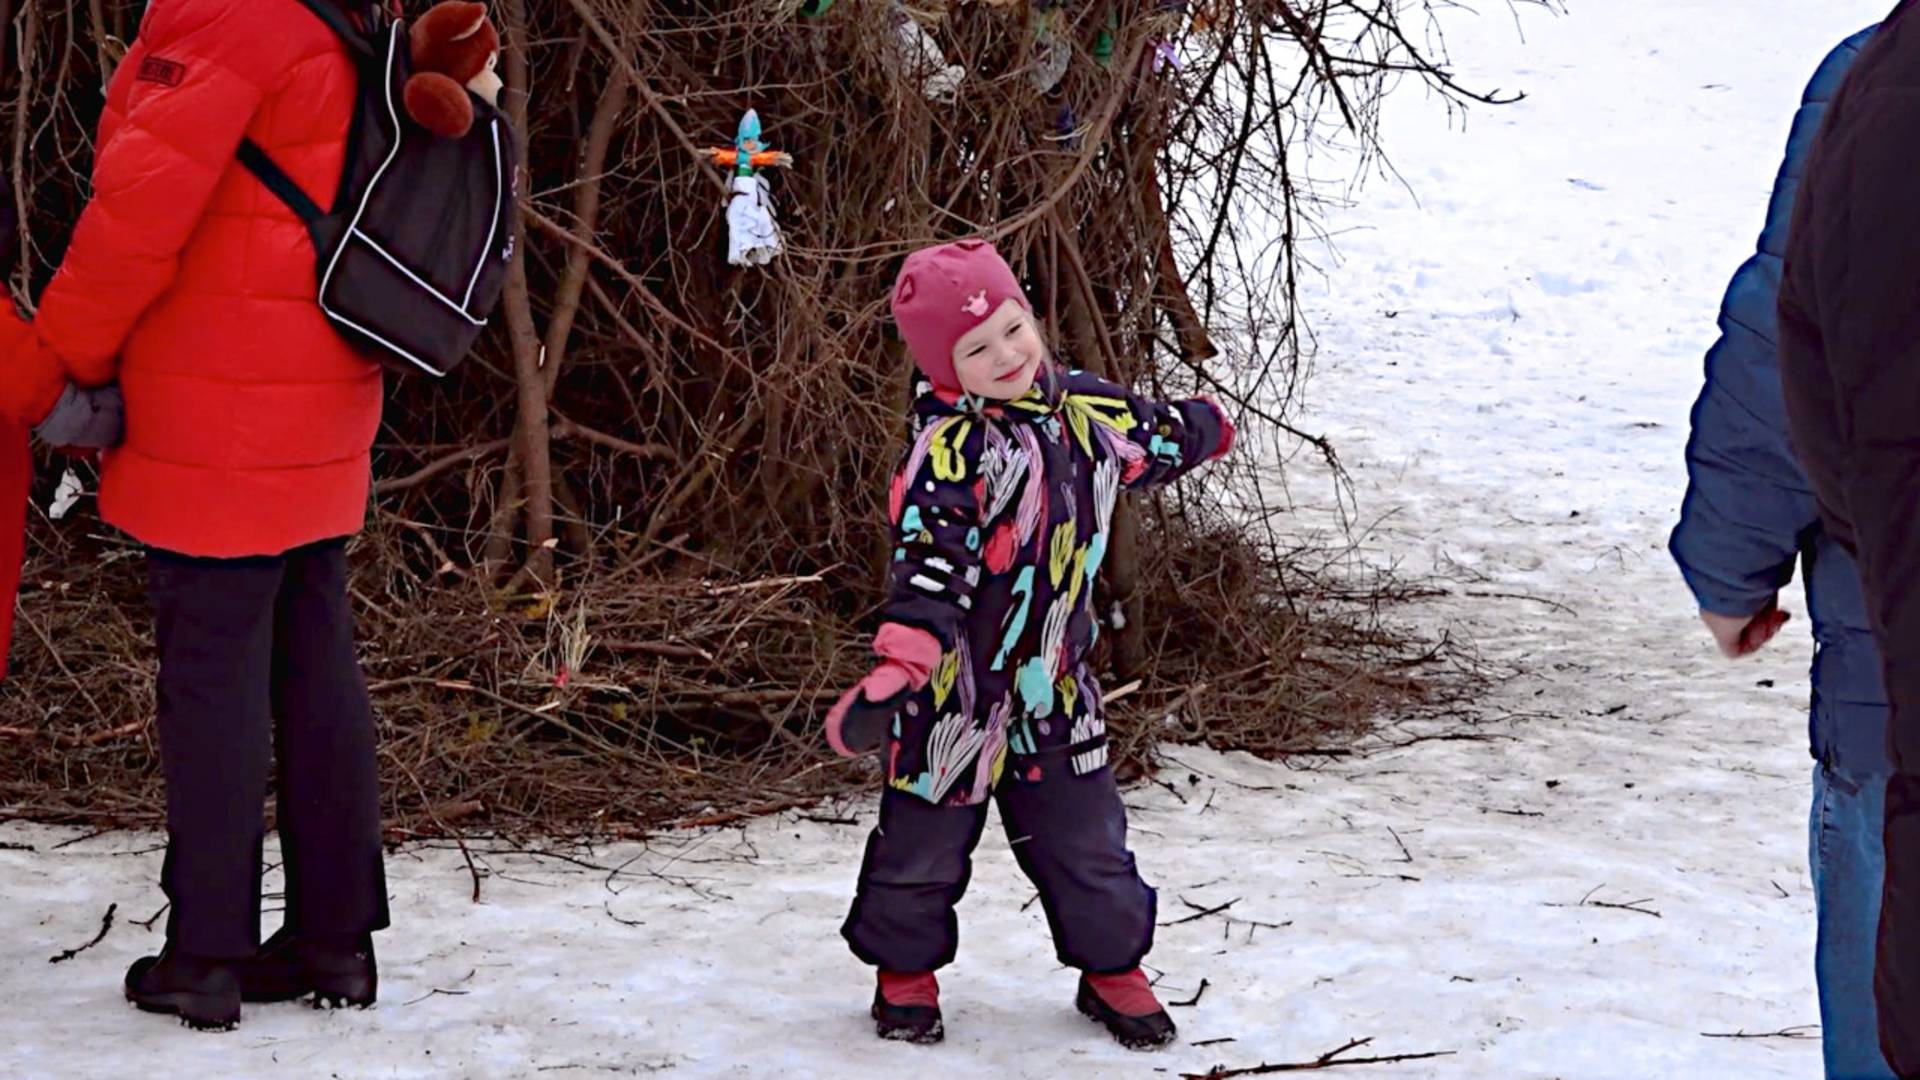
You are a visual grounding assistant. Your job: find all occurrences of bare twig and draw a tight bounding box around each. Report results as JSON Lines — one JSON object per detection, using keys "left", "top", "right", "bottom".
{"left": 1162, "top": 897, "right": 1240, "bottom": 927}
{"left": 49, "top": 903, "right": 116, "bottom": 964}
{"left": 132, "top": 903, "right": 169, "bottom": 931}
{"left": 1462, "top": 590, "right": 1577, "bottom": 615}
{"left": 1546, "top": 884, "right": 1663, "bottom": 919}
{"left": 1387, "top": 826, "right": 1413, "bottom": 863}
{"left": 1185, "top": 1036, "right": 1458, "bottom": 1077}
{"left": 1170, "top": 978, "right": 1210, "bottom": 1007}
{"left": 1701, "top": 1026, "right": 1818, "bottom": 1041}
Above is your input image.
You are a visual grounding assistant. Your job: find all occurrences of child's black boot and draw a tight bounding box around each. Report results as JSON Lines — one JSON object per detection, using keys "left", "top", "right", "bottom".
{"left": 1076, "top": 969, "right": 1177, "bottom": 1050}
{"left": 872, "top": 970, "right": 943, "bottom": 1044}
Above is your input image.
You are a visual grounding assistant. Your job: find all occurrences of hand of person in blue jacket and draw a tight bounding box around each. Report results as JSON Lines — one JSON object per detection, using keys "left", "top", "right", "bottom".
{"left": 1700, "top": 599, "right": 1790, "bottom": 659}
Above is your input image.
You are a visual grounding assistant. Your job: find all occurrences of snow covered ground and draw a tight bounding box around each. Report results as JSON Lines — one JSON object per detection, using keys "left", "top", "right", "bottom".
{"left": 0, "top": 1, "right": 1894, "bottom": 1076}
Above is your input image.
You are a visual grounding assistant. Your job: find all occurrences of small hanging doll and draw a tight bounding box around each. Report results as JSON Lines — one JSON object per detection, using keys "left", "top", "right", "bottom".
{"left": 1029, "top": 0, "right": 1071, "bottom": 93}
{"left": 892, "top": 1, "right": 967, "bottom": 102}
{"left": 706, "top": 110, "right": 792, "bottom": 267}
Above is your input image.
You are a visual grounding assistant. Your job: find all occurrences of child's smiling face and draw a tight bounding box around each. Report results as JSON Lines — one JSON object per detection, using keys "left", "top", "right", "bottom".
{"left": 951, "top": 300, "right": 1045, "bottom": 400}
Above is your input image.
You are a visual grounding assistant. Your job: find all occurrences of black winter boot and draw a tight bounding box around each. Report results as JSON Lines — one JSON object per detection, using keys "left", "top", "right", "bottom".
{"left": 304, "top": 932, "right": 378, "bottom": 1009}
{"left": 238, "top": 926, "right": 306, "bottom": 1003}
{"left": 239, "top": 927, "right": 377, "bottom": 1008}
{"left": 124, "top": 949, "right": 242, "bottom": 1031}
{"left": 1076, "top": 970, "right": 1178, "bottom": 1051}
{"left": 872, "top": 970, "right": 943, "bottom": 1044}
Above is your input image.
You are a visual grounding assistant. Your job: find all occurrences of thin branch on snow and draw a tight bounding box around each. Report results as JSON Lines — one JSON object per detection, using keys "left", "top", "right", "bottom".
{"left": 1545, "top": 884, "right": 1663, "bottom": 919}
{"left": 399, "top": 987, "right": 473, "bottom": 1008}
{"left": 1160, "top": 754, "right": 1283, "bottom": 793}
{"left": 1313, "top": 847, "right": 1421, "bottom": 884}
{"left": 1162, "top": 897, "right": 1241, "bottom": 927}
{"left": 445, "top": 845, "right": 610, "bottom": 875}
{"left": 48, "top": 903, "right": 114, "bottom": 964}
{"left": 1171, "top": 978, "right": 1211, "bottom": 1007}
{"left": 1234, "top": 918, "right": 1293, "bottom": 945}
{"left": 603, "top": 901, "right": 644, "bottom": 928}
{"left": 49, "top": 828, "right": 111, "bottom": 851}
{"left": 1583, "top": 899, "right": 1660, "bottom": 917}
{"left": 1185, "top": 1036, "right": 1458, "bottom": 1077}
{"left": 1387, "top": 827, "right": 1414, "bottom": 864}
{"left": 400, "top": 970, "right": 479, "bottom": 1008}
{"left": 1461, "top": 590, "right": 1577, "bottom": 616}
{"left": 1375, "top": 730, "right": 1512, "bottom": 750}
{"left": 454, "top": 834, "right": 485, "bottom": 903}
{"left": 1700, "top": 1026, "right": 1819, "bottom": 1041}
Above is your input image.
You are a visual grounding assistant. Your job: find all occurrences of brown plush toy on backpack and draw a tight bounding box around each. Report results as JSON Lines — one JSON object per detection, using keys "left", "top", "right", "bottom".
{"left": 402, "top": 1, "right": 504, "bottom": 139}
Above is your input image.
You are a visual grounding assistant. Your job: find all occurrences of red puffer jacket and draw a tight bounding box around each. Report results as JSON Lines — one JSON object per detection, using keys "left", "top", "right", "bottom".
{"left": 0, "top": 0, "right": 381, "bottom": 558}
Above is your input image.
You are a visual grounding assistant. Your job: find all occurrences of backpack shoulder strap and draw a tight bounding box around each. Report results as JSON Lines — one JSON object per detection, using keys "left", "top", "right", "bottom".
{"left": 237, "top": 138, "right": 324, "bottom": 225}
{"left": 286, "top": 0, "right": 380, "bottom": 58}
{"left": 237, "top": 1, "right": 389, "bottom": 221}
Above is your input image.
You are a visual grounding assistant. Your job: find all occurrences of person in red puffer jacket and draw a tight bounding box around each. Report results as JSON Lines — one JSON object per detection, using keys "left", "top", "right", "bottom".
{"left": 0, "top": 0, "right": 390, "bottom": 1031}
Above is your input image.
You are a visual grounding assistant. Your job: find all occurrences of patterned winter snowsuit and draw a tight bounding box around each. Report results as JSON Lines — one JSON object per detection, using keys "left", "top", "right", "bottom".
{"left": 843, "top": 364, "right": 1229, "bottom": 973}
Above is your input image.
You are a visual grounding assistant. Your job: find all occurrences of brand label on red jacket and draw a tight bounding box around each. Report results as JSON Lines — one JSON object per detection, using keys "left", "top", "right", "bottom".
{"left": 136, "top": 57, "right": 186, "bottom": 88}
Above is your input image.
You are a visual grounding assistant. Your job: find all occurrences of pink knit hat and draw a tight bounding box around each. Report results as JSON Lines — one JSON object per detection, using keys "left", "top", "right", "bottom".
{"left": 891, "top": 239, "right": 1033, "bottom": 392}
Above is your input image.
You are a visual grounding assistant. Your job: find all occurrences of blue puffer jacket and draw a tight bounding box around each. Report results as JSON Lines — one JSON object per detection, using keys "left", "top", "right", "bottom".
{"left": 1670, "top": 26, "right": 1887, "bottom": 775}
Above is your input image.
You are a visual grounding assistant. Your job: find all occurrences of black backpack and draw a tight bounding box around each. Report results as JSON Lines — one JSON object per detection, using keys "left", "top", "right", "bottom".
{"left": 237, "top": 0, "right": 520, "bottom": 378}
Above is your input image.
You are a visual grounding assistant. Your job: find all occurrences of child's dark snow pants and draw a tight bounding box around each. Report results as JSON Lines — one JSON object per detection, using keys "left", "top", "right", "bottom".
{"left": 147, "top": 539, "right": 389, "bottom": 959}
{"left": 842, "top": 762, "right": 1155, "bottom": 974}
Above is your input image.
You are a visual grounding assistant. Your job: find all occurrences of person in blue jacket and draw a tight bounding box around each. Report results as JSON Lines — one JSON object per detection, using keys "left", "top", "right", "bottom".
{"left": 1670, "top": 26, "right": 1891, "bottom": 1080}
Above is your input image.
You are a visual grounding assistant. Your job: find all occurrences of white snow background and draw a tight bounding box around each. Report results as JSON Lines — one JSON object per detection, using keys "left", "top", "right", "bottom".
{"left": 0, "top": 1, "right": 1892, "bottom": 1076}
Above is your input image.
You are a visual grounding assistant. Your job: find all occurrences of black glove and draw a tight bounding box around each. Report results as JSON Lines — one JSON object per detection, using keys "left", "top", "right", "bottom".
{"left": 33, "top": 383, "right": 123, "bottom": 450}
{"left": 836, "top": 682, "right": 910, "bottom": 756}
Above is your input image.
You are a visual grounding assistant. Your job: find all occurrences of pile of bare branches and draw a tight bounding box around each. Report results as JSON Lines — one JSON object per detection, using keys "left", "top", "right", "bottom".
{"left": 0, "top": 0, "right": 1527, "bottom": 835}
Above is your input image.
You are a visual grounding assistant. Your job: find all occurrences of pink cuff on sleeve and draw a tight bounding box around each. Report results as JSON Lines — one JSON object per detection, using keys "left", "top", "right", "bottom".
{"left": 873, "top": 622, "right": 943, "bottom": 687}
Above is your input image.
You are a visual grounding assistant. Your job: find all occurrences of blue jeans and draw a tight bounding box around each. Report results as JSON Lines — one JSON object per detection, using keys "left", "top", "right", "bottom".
{"left": 1811, "top": 758, "right": 1896, "bottom": 1079}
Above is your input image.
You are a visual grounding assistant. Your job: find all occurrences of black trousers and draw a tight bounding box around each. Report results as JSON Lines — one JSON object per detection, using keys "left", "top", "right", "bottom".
{"left": 842, "top": 763, "right": 1156, "bottom": 975}
{"left": 148, "top": 539, "right": 389, "bottom": 959}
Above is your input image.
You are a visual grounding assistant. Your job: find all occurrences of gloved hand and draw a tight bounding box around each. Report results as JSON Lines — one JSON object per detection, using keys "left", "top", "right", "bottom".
{"left": 33, "top": 382, "right": 123, "bottom": 451}
{"left": 825, "top": 664, "right": 915, "bottom": 757}
{"left": 1198, "top": 394, "right": 1235, "bottom": 461}
{"left": 824, "top": 622, "right": 943, "bottom": 758}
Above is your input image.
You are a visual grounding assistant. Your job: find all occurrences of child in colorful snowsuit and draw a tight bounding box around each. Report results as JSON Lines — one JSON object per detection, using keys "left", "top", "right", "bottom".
{"left": 826, "top": 239, "right": 1234, "bottom": 1049}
